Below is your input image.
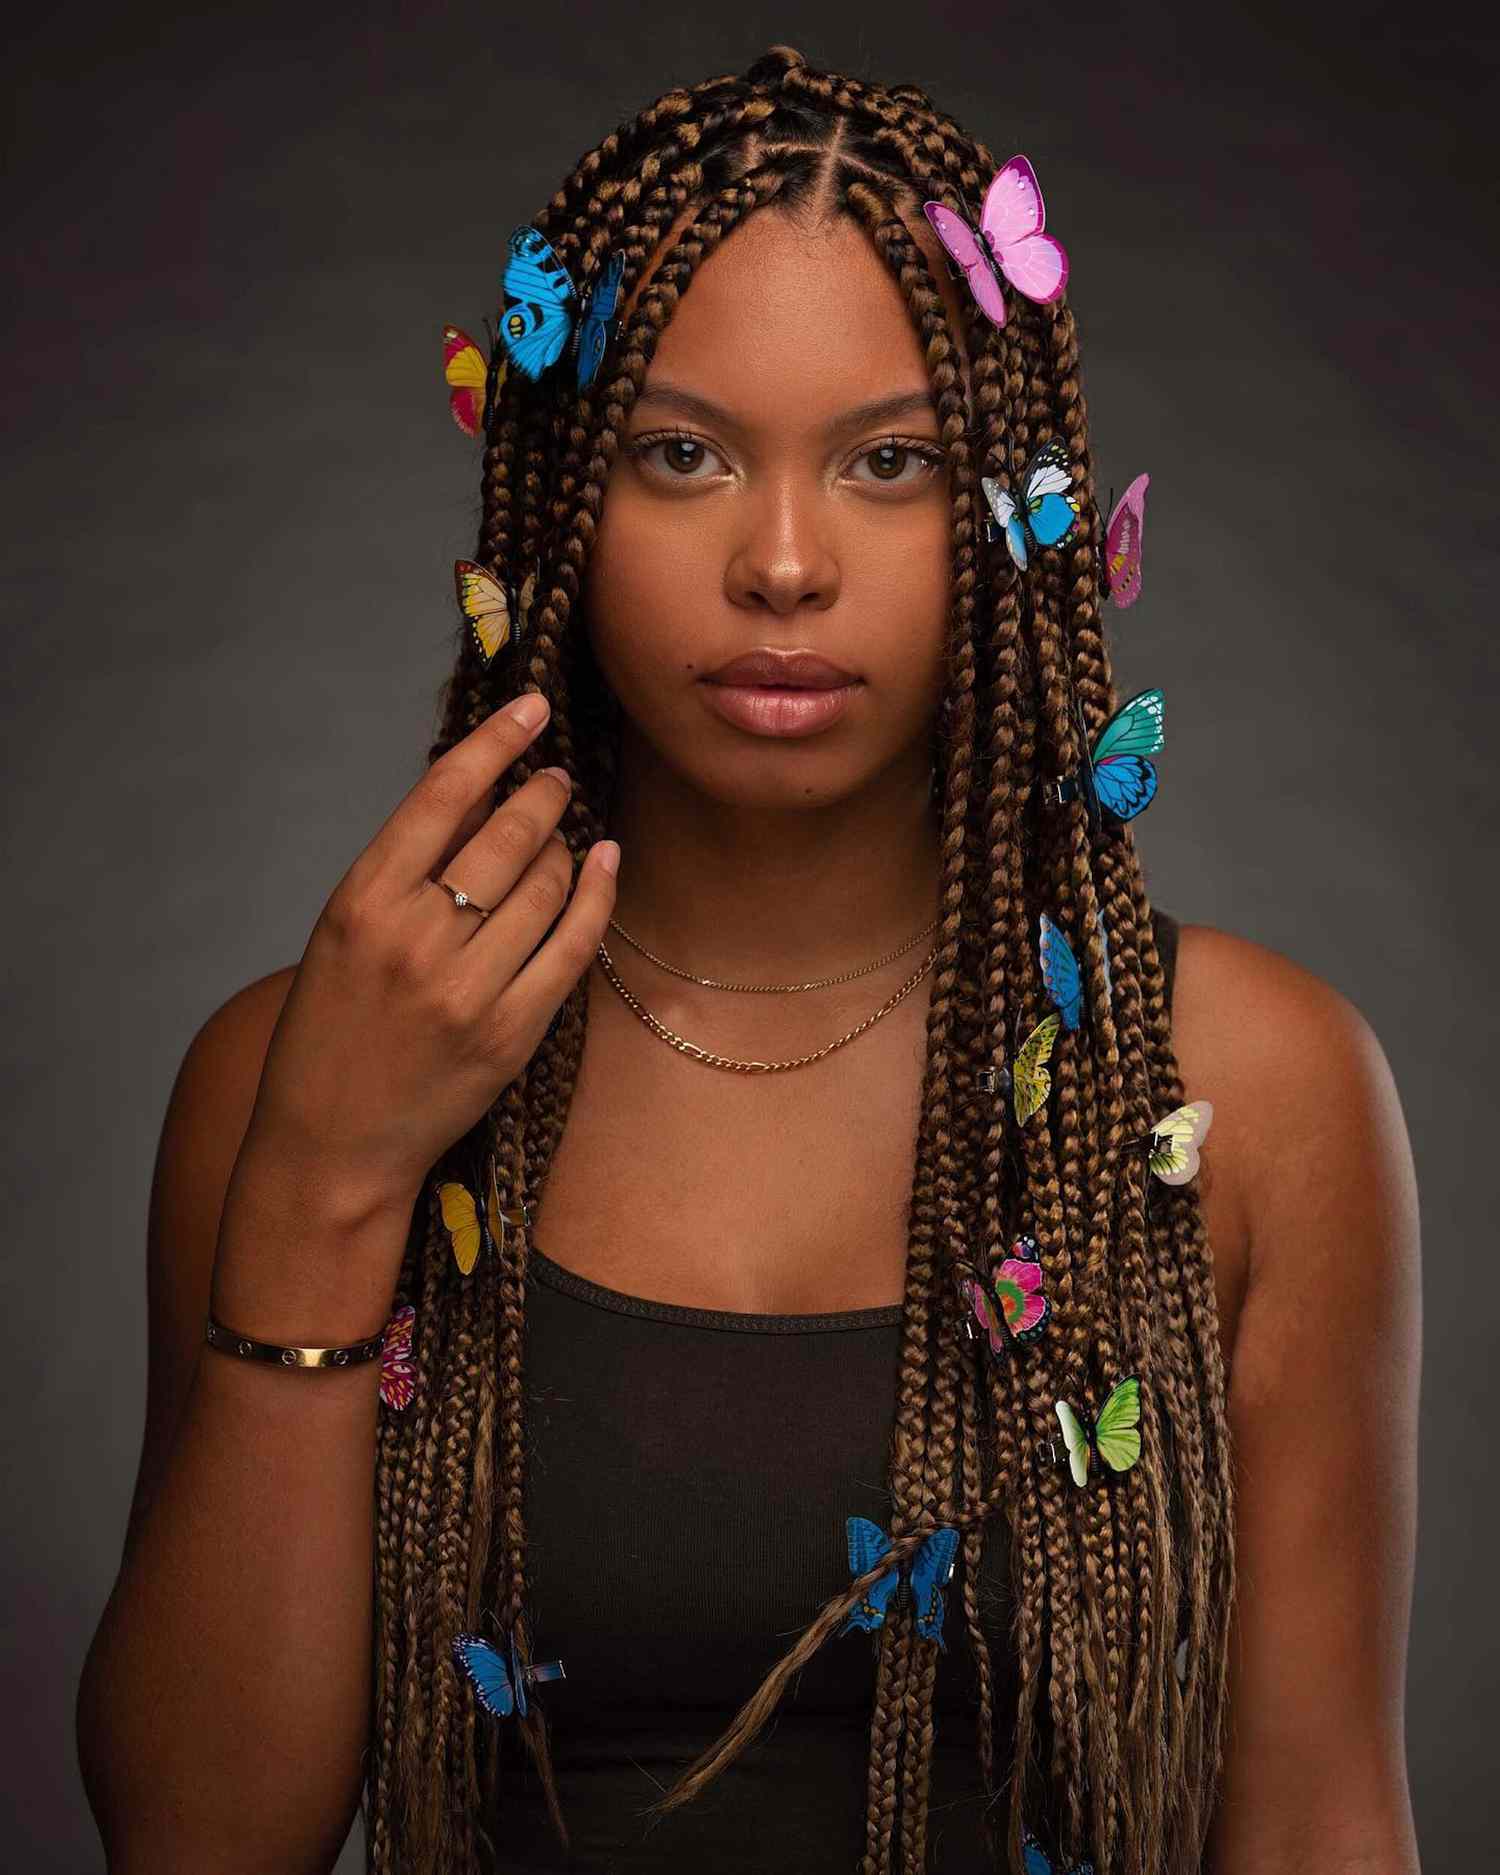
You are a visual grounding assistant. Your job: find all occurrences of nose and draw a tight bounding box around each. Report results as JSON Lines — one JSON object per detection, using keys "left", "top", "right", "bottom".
{"left": 723, "top": 478, "right": 841, "bottom": 616}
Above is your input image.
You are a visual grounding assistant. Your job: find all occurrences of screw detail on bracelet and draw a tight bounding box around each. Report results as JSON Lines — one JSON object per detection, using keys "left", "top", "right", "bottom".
{"left": 204, "top": 1314, "right": 385, "bottom": 1369}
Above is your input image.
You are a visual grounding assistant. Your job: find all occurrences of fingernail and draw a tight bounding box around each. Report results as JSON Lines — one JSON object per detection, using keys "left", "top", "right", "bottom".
{"left": 594, "top": 840, "right": 621, "bottom": 876}
{"left": 538, "top": 765, "right": 572, "bottom": 787}
{"left": 505, "top": 693, "right": 548, "bottom": 730}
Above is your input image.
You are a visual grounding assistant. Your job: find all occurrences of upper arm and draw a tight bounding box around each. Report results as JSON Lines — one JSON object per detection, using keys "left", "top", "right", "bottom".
{"left": 123, "top": 967, "right": 299, "bottom": 1563}
{"left": 1203, "top": 938, "right": 1422, "bottom": 1869}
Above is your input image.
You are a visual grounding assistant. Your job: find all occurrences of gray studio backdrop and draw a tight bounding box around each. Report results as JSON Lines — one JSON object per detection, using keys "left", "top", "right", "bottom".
{"left": 5, "top": 3, "right": 1494, "bottom": 1867}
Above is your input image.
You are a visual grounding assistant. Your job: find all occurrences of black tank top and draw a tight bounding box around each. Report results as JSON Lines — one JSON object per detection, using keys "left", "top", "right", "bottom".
{"left": 498, "top": 911, "right": 1181, "bottom": 1870}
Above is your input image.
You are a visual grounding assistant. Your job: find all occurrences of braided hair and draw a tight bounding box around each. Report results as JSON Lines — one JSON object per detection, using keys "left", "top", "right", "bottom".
{"left": 369, "top": 44, "right": 1234, "bottom": 1875}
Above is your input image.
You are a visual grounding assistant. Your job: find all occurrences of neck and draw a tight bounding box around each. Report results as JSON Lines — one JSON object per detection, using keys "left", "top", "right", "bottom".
{"left": 601, "top": 732, "right": 944, "bottom": 983}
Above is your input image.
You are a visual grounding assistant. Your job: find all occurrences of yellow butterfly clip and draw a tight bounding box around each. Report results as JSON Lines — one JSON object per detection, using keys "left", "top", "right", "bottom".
{"left": 454, "top": 560, "right": 538, "bottom": 666}
{"left": 437, "top": 1159, "right": 530, "bottom": 1276}
{"left": 977, "top": 1013, "right": 1061, "bottom": 1127}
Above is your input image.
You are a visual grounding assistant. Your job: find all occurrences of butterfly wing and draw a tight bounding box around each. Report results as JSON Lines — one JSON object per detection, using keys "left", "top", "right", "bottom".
{"left": 454, "top": 560, "right": 514, "bottom": 665}
{"left": 923, "top": 202, "right": 1008, "bottom": 327}
{"left": 1012, "top": 1013, "right": 1061, "bottom": 1125}
{"left": 980, "top": 476, "right": 1028, "bottom": 571}
{"left": 442, "top": 325, "right": 492, "bottom": 437}
{"left": 844, "top": 1515, "right": 902, "bottom": 1633}
{"left": 1039, "top": 913, "right": 1085, "bottom": 1031}
{"left": 499, "top": 226, "right": 576, "bottom": 381}
{"left": 994, "top": 1240, "right": 1049, "bottom": 1341}
{"left": 1147, "top": 1100, "right": 1214, "bottom": 1186}
{"left": 1092, "top": 1377, "right": 1142, "bottom": 1475}
{"left": 1091, "top": 688, "right": 1165, "bottom": 764}
{"left": 1022, "top": 1835, "right": 1056, "bottom": 1875}
{"left": 909, "top": 1526, "right": 960, "bottom": 1644}
{"left": 963, "top": 1273, "right": 1010, "bottom": 1360}
{"left": 980, "top": 156, "right": 1070, "bottom": 305}
{"left": 378, "top": 1303, "right": 417, "bottom": 1411}
{"left": 1103, "top": 473, "right": 1149, "bottom": 608}
{"left": 437, "top": 1180, "right": 484, "bottom": 1275}
{"left": 1055, "top": 1399, "right": 1092, "bottom": 1487}
{"left": 452, "top": 1634, "right": 517, "bottom": 1718}
{"left": 1020, "top": 440, "right": 1081, "bottom": 552}
{"left": 575, "top": 251, "right": 624, "bottom": 390}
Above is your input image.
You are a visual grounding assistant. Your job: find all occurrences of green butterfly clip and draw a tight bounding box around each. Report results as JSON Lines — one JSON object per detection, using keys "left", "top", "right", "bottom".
{"left": 1053, "top": 1377, "right": 1142, "bottom": 1487}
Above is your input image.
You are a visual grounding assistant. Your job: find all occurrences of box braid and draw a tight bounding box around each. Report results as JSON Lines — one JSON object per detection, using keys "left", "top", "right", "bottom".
{"left": 371, "top": 43, "right": 1234, "bottom": 1875}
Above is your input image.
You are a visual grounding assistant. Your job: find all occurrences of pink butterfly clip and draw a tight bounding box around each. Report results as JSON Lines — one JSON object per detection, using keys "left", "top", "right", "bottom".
{"left": 923, "top": 155, "right": 1069, "bottom": 330}
{"left": 1102, "top": 473, "right": 1151, "bottom": 609}
{"left": 379, "top": 1304, "right": 417, "bottom": 1411}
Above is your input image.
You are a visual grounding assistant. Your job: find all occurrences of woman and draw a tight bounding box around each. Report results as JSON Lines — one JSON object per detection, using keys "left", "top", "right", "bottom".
{"left": 76, "top": 44, "right": 1422, "bottom": 1875}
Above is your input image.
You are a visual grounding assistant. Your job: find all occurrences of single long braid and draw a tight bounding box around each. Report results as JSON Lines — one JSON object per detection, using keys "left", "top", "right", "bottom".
{"left": 371, "top": 44, "right": 1234, "bottom": 1875}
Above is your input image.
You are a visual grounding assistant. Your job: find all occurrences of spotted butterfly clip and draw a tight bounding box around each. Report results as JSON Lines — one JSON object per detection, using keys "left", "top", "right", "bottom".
{"left": 454, "top": 559, "right": 538, "bottom": 666}
{"left": 1050, "top": 687, "right": 1166, "bottom": 833}
{"left": 442, "top": 323, "right": 505, "bottom": 437}
{"left": 1052, "top": 1377, "right": 1142, "bottom": 1487}
{"left": 981, "top": 439, "right": 1082, "bottom": 573}
{"left": 953, "top": 1235, "right": 1050, "bottom": 1364}
{"left": 1100, "top": 473, "right": 1150, "bottom": 609}
{"left": 436, "top": 1157, "right": 530, "bottom": 1276}
{"left": 923, "top": 154, "right": 1069, "bottom": 330}
{"left": 378, "top": 1304, "right": 417, "bottom": 1411}
{"left": 842, "top": 1517, "right": 960, "bottom": 1649}
{"left": 1039, "top": 909, "right": 1112, "bottom": 1033}
{"left": 499, "top": 227, "right": 623, "bottom": 390}
{"left": 452, "top": 1627, "right": 566, "bottom": 1721}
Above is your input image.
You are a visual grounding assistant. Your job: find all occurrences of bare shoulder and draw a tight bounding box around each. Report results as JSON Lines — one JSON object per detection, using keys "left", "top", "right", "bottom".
{"left": 123, "top": 965, "right": 300, "bottom": 1557}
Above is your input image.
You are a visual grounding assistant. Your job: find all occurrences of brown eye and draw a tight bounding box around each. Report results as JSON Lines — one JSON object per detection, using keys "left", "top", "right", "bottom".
{"left": 661, "top": 438, "right": 703, "bottom": 474}
{"left": 867, "top": 442, "right": 911, "bottom": 482}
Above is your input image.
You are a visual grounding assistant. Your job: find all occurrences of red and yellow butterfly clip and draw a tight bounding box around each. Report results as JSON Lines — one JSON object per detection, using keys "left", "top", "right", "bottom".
{"left": 443, "top": 324, "right": 504, "bottom": 437}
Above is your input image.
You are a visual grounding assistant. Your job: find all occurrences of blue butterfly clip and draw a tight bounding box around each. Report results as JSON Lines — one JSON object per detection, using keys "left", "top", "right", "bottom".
{"left": 1038, "top": 909, "right": 1111, "bottom": 1032}
{"left": 1051, "top": 688, "right": 1165, "bottom": 831}
{"left": 842, "top": 1516, "right": 960, "bottom": 1649}
{"left": 1023, "top": 1831, "right": 1097, "bottom": 1875}
{"left": 499, "top": 227, "right": 623, "bottom": 390}
{"left": 451, "top": 1629, "right": 566, "bottom": 1720}
{"left": 980, "top": 439, "right": 1082, "bottom": 572}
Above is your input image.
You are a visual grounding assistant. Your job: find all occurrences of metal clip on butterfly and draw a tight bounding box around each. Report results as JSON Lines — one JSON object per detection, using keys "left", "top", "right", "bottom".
{"left": 454, "top": 559, "right": 539, "bottom": 668}
{"left": 452, "top": 1628, "right": 566, "bottom": 1721}
{"left": 923, "top": 154, "right": 1069, "bottom": 329}
{"left": 1099, "top": 473, "right": 1150, "bottom": 609}
{"left": 499, "top": 227, "right": 624, "bottom": 391}
{"left": 981, "top": 439, "right": 1083, "bottom": 574}
{"left": 953, "top": 1236, "right": 1050, "bottom": 1364}
{"left": 1050, "top": 687, "right": 1166, "bottom": 835}
{"left": 436, "top": 1156, "right": 531, "bottom": 1276}
{"left": 1052, "top": 1377, "right": 1142, "bottom": 1488}
{"left": 842, "top": 1517, "right": 960, "bottom": 1650}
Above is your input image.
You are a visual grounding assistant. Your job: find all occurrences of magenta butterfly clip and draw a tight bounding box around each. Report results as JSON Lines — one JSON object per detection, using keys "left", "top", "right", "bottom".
{"left": 1101, "top": 474, "right": 1150, "bottom": 609}
{"left": 923, "top": 155, "right": 1069, "bottom": 330}
{"left": 378, "top": 1304, "right": 417, "bottom": 1411}
{"left": 954, "top": 1236, "right": 1051, "bottom": 1362}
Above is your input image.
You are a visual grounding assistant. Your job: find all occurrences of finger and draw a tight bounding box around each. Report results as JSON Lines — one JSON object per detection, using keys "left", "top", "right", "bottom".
{"left": 353, "top": 694, "right": 552, "bottom": 898}
{"left": 486, "top": 838, "right": 619, "bottom": 1033}
{"left": 427, "top": 766, "right": 573, "bottom": 922}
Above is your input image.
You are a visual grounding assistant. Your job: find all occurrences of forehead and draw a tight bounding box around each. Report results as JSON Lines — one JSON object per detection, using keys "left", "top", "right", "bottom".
{"left": 617, "top": 203, "right": 972, "bottom": 418}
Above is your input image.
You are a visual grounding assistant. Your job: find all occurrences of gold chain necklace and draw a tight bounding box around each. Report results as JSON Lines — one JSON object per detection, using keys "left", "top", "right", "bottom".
{"left": 594, "top": 910, "right": 942, "bottom": 1074}
{"left": 604, "top": 912, "right": 939, "bottom": 991}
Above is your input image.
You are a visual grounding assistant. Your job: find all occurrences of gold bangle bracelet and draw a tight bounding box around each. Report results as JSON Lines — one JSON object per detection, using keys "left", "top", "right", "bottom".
{"left": 203, "top": 1312, "right": 385, "bottom": 1369}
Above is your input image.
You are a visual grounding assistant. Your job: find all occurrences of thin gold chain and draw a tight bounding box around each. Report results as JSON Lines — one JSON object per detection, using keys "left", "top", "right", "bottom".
{"left": 593, "top": 937, "right": 940, "bottom": 1073}
{"left": 605, "top": 912, "right": 940, "bottom": 992}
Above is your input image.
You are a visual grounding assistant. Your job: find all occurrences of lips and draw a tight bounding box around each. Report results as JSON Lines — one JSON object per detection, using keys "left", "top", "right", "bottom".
{"left": 701, "top": 648, "right": 860, "bottom": 689}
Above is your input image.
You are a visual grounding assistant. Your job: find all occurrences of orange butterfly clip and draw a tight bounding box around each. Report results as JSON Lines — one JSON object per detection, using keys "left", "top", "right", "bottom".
{"left": 443, "top": 324, "right": 504, "bottom": 437}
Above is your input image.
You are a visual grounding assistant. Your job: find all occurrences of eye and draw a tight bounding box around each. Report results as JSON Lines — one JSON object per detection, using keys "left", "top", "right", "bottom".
{"left": 625, "top": 427, "right": 727, "bottom": 480}
{"left": 849, "top": 437, "right": 949, "bottom": 488}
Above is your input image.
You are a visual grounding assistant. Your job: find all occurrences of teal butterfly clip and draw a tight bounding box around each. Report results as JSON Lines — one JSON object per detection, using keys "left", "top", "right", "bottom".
{"left": 842, "top": 1517, "right": 960, "bottom": 1649}
{"left": 1050, "top": 688, "right": 1165, "bottom": 833}
{"left": 452, "top": 1627, "right": 565, "bottom": 1721}
{"left": 499, "top": 227, "right": 623, "bottom": 390}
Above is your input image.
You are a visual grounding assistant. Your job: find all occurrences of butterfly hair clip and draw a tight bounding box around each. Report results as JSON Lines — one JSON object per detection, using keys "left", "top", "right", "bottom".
{"left": 981, "top": 439, "right": 1082, "bottom": 573}
{"left": 953, "top": 1236, "right": 1050, "bottom": 1363}
{"left": 454, "top": 559, "right": 539, "bottom": 667}
{"left": 378, "top": 1304, "right": 417, "bottom": 1411}
{"left": 1039, "top": 909, "right": 1112, "bottom": 1033}
{"left": 1048, "top": 1376, "right": 1142, "bottom": 1487}
{"left": 1050, "top": 687, "right": 1165, "bottom": 834}
{"left": 1099, "top": 473, "right": 1150, "bottom": 609}
{"left": 977, "top": 1007, "right": 1061, "bottom": 1128}
{"left": 499, "top": 227, "right": 624, "bottom": 390}
{"left": 442, "top": 323, "right": 506, "bottom": 437}
{"left": 1132, "top": 1100, "right": 1214, "bottom": 1187}
{"left": 842, "top": 1516, "right": 960, "bottom": 1649}
{"left": 436, "top": 1156, "right": 531, "bottom": 1276}
{"left": 923, "top": 154, "right": 1068, "bottom": 330}
{"left": 1024, "top": 1830, "right": 1097, "bottom": 1875}
{"left": 452, "top": 1626, "right": 566, "bottom": 1721}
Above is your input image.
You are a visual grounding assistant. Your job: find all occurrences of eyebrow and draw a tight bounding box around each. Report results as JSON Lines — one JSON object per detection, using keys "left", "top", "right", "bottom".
{"left": 631, "top": 381, "right": 939, "bottom": 434}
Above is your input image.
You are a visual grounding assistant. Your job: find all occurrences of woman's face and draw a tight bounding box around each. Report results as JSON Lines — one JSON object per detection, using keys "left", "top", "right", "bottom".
{"left": 584, "top": 207, "right": 961, "bottom": 814}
